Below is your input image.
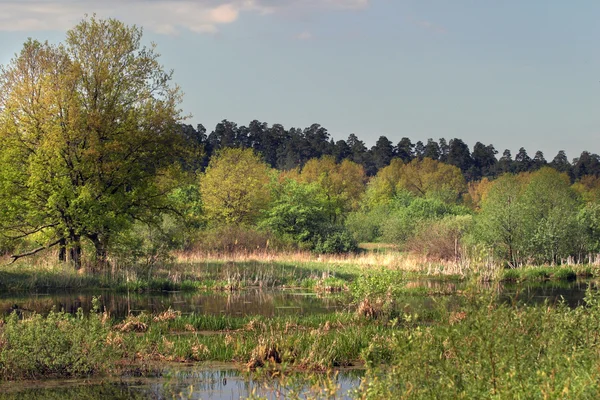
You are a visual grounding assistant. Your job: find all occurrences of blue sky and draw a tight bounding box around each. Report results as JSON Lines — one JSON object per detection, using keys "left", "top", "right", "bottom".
{"left": 1, "top": 0, "right": 599, "bottom": 161}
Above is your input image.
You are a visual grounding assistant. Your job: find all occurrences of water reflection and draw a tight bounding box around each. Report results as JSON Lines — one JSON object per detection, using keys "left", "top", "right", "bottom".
{"left": 0, "top": 367, "right": 362, "bottom": 400}
{"left": 0, "top": 289, "right": 349, "bottom": 319}
{"left": 0, "top": 279, "right": 596, "bottom": 320}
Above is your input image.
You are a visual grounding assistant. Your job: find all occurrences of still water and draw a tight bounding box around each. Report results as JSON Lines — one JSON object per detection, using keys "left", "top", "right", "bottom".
{"left": 0, "top": 367, "right": 363, "bottom": 399}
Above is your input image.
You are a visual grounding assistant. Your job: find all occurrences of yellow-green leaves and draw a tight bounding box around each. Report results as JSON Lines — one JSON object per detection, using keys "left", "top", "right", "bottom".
{"left": 0, "top": 16, "right": 184, "bottom": 267}
{"left": 200, "top": 148, "right": 272, "bottom": 226}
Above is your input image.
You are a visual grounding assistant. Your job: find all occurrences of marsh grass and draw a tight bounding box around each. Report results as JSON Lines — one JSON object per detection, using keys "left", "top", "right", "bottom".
{"left": 4, "top": 287, "right": 600, "bottom": 400}
{"left": 501, "top": 265, "right": 588, "bottom": 282}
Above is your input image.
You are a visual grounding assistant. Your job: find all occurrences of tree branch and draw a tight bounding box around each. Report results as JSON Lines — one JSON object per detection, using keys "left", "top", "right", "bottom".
{"left": 9, "top": 239, "right": 62, "bottom": 264}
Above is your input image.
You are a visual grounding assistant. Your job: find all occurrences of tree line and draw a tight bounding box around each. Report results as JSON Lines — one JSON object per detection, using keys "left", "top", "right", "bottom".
{"left": 1, "top": 16, "right": 599, "bottom": 271}
{"left": 179, "top": 120, "right": 600, "bottom": 181}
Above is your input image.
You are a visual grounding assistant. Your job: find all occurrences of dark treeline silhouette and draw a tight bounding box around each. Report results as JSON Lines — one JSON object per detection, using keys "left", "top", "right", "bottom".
{"left": 179, "top": 120, "right": 600, "bottom": 181}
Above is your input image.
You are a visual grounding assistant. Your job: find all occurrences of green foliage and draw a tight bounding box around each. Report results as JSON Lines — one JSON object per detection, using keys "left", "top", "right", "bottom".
{"left": 345, "top": 205, "right": 390, "bottom": 243}
{"left": 110, "top": 218, "right": 182, "bottom": 269}
{"left": 351, "top": 269, "right": 406, "bottom": 302}
{"left": 0, "top": 307, "right": 115, "bottom": 379}
{"left": 261, "top": 179, "right": 331, "bottom": 244}
{"left": 520, "top": 168, "right": 580, "bottom": 264}
{"left": 353, "top": 290, "right": 600, "bottom": 399}
{"left": 380, "top": 192, "right": 471, "bottom": 245}
{"left": 405, "top": 215, "right": 473, "bottom": 261}
{"left": 312, "top": 225, "right": 358, "bottom": 254}
{"left": 261, "top": 179, "right": 356, "bottom": 253}
{"left": 578, "top": 202, "right": 600, "bottom": 254}
{"left": 476, "top": 169, "right": 585, "bottom": 266}
{"left": 0, "top": 16, "right": 184, "bottom": 268}
{"left": 200, "top": 148, "right": 272, "bottom": 226}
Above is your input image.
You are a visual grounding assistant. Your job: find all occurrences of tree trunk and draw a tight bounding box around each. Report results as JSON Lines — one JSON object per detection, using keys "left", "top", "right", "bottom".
{"left": 69, "top": 236, "right": 82, "bottom": 270}
{"left": 89, "top": 233, "right": 109, "bottom": 270}
{"left": 58, "top": 238, "right": 67, "bottom": 262}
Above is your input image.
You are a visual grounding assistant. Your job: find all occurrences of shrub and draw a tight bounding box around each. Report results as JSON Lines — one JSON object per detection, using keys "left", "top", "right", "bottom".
{"left": 0, "top": 308, "right": 115, "bottom": 379}
{"left": 192, "top": 225, "right": 287, "bottom": 254}
{"left": 404, "top": 215, "right": 473, "bottom": 261}
{"left": 313, "top": 226, "right": 358, "bottom": 254}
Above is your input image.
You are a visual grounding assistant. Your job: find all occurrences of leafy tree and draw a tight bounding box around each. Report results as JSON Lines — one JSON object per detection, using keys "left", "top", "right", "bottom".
{"left": 261, "top": 179, "right": 356, "bottom": 252}
{"left": 261, "top": 179, "right": 330, "bottom": 245}
{"left": 296, "top": 156, "right": 366, "bottom": 214}
{"left": 475, "top": 174, "right": 526, "bottom": 266}
{"left": 464, "top": 178, "right": 493, "bottom": 210}
{"left": 381, "top": 192, "right": 470, "bottom": 245}
{"left": 0, "top": 17, "right": 184, "bottom": 268}
{"left": 362, "top": 159, "right": 404, "bottom": 208}
{"left": 397, "top": 158, "right": 467, "bottom": 202}
{"left": 199, "top": 148, "right": 271, "bottom": 226}
{"left": 578, "top": 203, "right": 600, "bottom": 255}
{"left": 572, "top": 175, "right": 600, "bottom": 203}
{"left": 519, "top": 167, "right": 580, "bottom": 264}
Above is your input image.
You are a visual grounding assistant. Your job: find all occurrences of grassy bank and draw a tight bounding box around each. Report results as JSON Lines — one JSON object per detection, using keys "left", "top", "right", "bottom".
{"left": 1, "top": 249, "right": 599, "bottom": 296}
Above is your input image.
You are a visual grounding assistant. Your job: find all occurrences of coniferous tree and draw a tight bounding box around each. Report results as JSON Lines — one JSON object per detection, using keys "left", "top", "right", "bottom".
{"left": 414, "top": 141, "right": 425, "bottom": 160}
{"left": 423, "top": 139, "right": 441, "bottom": 160}
{"left": 532, "top": 151, "right": 547, "bottom": 171}
{"left": 371, "top": 136, "right": 395, "bottom": 170}
{"left": 396, "top": 137, "right": 414, "bottom": 163}
{"left": 447, "top": 138, "right": 474, "bottom": 177}
{"left": 514, "top": 147, "right": 533, "bottom": 173}
{"left": 498, "top": 149, "right": 514, "bottom": 174}
{"left": 438, "top": 138, "right": 449, "bottom": 162}
{"left": 471, "top": 142, "right": 498, "bottom": 180}
{"left": 550, "top": 150, "right": 572, "bottom": 177}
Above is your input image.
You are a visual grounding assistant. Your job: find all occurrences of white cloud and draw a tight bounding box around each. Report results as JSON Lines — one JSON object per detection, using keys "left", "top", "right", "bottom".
{"left": 0, "top": 0, "right": 370, "bottom": 33}
{"left": 295, "top": 31, "right": 313, "bottom": 40}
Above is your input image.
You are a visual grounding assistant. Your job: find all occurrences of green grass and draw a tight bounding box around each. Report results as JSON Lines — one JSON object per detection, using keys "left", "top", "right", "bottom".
{"left": 501, "top": 265, "right": 584, "bottom": 282}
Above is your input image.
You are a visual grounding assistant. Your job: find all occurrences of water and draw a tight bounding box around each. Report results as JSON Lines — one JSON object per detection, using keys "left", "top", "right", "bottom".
{"left": 0, "top": 289, "right": 348, "bottom": 319}
{"left": 0, "top": 367, "right": 362, "bottom": 399}
{"left": 0, "top": 279, "right": 594, "bottom": 319}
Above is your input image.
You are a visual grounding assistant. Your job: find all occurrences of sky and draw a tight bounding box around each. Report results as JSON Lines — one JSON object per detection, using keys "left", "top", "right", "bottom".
{"left": 0, "top": 0, "right": 599, "bottom": 161}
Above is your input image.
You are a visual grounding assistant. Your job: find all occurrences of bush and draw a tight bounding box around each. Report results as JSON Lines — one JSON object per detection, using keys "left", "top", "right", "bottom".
{"left": 313, "top": 225, "right": 358, "bottom": 254}
{"left": 192, "top": 225, "right": 288, "bottom": 254}
{"left": 404, "top": 215, "right": 473, "bottom": 261}
{"left": 110, "top": 218, "right": 182, "bottom": 268}
{"left": 380, "top": 194, "right": 471, "bottom": 245}
{"left": 0, "top": 307, "right": 115, "bottom": 379}
{"left": 345, "top": 206, "right": 390, "bottom": 243}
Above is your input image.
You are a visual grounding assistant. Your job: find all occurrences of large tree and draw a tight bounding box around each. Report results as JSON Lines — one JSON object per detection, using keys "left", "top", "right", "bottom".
{"left": 0, "top": 17, "right": 183, "bottom": 268}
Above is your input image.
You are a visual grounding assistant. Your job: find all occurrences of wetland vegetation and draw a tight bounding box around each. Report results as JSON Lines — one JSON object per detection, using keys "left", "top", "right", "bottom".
{"left": 1, "top": 15, "right": 600, "bottom": 399}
